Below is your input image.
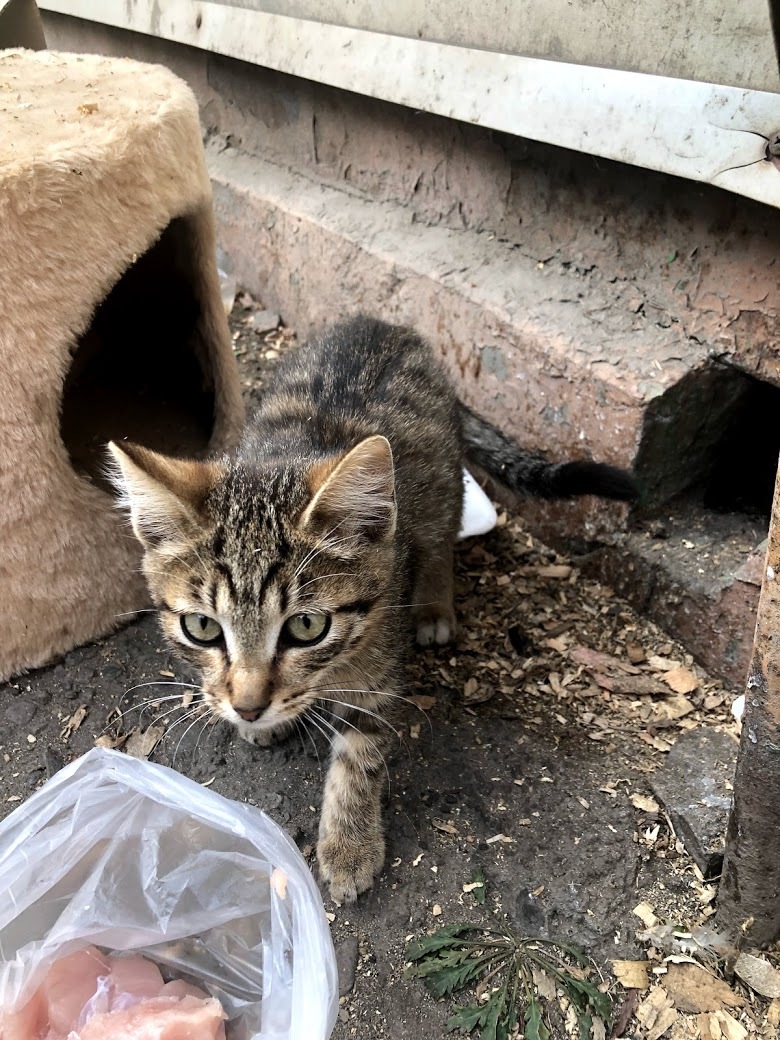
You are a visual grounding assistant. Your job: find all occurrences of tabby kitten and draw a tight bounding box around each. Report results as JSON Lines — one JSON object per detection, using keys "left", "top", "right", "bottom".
{"left": 110, "top": 316, "right": 636, "bottom": 902}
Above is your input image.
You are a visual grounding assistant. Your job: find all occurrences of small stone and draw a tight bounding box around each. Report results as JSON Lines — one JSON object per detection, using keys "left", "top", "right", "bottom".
{"left": 626, "top": 643, "right": 647, "bottom": 664}
{"left": 250, "top": 309, "right": 280, "bottom": 335}
{"left": 335, "top": 936, "right": 359, "bottom": 997}
{"left": 651, "top": 728, "right": 737, "bottom": 877}
{"left": 734, "top": 952, "right": 780, "bottom": 998}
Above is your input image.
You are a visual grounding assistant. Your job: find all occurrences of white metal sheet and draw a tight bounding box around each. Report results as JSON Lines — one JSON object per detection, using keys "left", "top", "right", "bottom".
{"left": 39, "top": 0, "right": 780, "bottom": 207}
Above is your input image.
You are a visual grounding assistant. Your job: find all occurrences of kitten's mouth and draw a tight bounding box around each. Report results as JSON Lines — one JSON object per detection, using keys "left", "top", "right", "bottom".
{"left": 219, "top": 688, "right": 314, "bottom": 730}
{"left": 224, "top": 700, "right": 288, "bottom": 731}
{"left": 230, "top": 708, "right": 273, "bottom": 729}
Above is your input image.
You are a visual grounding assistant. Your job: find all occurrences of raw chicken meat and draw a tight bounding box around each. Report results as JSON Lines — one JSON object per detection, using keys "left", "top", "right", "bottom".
{"left": 43, "top": 947, "right": 109, "bottom": 1035}
{"left": 78, "top": 995, "right": 227, "bottom": 1039}
{"left": 0, "top": 948, "right": 227, "bottom": 1040}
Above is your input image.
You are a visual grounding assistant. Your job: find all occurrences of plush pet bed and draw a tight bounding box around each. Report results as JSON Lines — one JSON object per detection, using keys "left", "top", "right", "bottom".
{"left": 0, "top": 49, "right": 244, "bottom": 680}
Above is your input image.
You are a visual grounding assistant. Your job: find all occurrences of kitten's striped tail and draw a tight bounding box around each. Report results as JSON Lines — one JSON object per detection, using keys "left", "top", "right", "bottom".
{"left": 459, "top": 403, "right": 638, "bottom": 502}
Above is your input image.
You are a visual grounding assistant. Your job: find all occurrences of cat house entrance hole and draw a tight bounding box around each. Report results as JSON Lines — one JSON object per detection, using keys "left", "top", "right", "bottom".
{"left": 60, "top": 216, "right": 216, "bottom": 491}
{"left": 635, "top": 362, "right": 780, "bottom": 523}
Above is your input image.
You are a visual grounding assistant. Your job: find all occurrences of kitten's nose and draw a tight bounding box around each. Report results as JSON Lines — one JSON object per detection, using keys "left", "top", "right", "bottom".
{"left": 235, "top": 706, "right": 264, "bottom": 722}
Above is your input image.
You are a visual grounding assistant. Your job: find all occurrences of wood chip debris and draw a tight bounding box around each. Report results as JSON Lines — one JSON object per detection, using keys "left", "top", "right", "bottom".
{"left": 633, "top": 902, "right": 659, "bottom": 928}
{"left": 698, "top": 1009, "right": 748, "bottom": 1040}
{"left": 463, "top": 677, "right": 494, "bottom": 705}
{"left": 630, "top": 793, "right": 661, "bottom": 814}
{"left": 611, "top": 959, "right": 650, "bottom": 990}
{"left": 662, "top": 665, "right": 699, "bottom": 694}
{"left": 635, "top": 986, "right": 678, "bottom": 1040}
{"left": 462, "top": 881, "right": 484, "bottom": 894}
{"left": 432, "top": 818, "right": 459, "bottom": 836}
{"left": 592, "top": 673, "right": 669, "bottom": 697}
{"left": 59, "top": 705, "right": 87, "bottom": 740}
{"left": 535, "top": 564, "right": 572, "bottom": 580}
{"left": 627, "top": 643, "right": 647, "bottom": 663}
{"left": 532, "top": 967, "right": 556, "bottom": 1000}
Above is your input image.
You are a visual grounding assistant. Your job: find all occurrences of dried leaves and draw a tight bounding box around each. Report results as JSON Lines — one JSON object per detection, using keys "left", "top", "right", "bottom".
{"left": 463, "top": 677, "right": 495, "bottom": 706}
{"left": 613, "top": 911, "right": 776, "bottom": 1040}
{"left": 408, "top": 694, "right": 437, "bottom": 711}
{"left": 124, "top": 724, "right": 164, "bottom": 760}
{"left": 661, "top": 963, "right": 743, "bottom": 1014}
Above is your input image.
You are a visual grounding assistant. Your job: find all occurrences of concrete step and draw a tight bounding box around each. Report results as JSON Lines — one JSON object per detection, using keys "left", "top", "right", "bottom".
{"left": 209, "top": 142, "right": 706, "bottom": 529}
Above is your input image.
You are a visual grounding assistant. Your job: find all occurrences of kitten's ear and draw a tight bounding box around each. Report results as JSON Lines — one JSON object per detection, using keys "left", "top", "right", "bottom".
{"left": 301, "top": 435, "right": 396, "bottom": 548}
{"left": 107, "top": 441, "right": 219, "bottom": 547}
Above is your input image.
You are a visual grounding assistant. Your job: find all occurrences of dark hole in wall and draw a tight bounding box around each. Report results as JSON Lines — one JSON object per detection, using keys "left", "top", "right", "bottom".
{"left": 60, "top": 217, "right": 215, "bottom": 492}
{"left": 635, "top": 362, "right": 780, "bottom": 524}
{"left": 700, "top": 376, "right": 780, "bottom": 520}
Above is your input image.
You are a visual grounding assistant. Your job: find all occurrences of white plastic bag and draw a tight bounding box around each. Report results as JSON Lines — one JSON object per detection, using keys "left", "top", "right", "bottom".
{"left": 0, "top": 747, "right": 338, "bottom": 1040}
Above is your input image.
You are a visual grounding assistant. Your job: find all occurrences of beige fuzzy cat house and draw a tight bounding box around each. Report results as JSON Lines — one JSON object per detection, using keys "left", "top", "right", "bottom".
{"left": 0, "top": 49, "right": 244, "bottom": 681}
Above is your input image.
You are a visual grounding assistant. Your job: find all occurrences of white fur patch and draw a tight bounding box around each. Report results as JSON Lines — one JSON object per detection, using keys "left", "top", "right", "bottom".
{"left": 106, "top": 443, "right": 190, "bottom": 543}
{"left": 416, "top": 617, "right": 453, "bottom": 647}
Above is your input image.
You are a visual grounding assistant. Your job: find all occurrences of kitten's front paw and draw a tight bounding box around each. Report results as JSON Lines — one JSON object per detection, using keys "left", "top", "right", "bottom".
{"left": 236, "top": 721, "right": 274, "bottom": 747}
{"left": 318, "top": 828, "right": 385, "bottom": 903}
{"left": 415, "top": 607, "right": 457, "bottom": 647}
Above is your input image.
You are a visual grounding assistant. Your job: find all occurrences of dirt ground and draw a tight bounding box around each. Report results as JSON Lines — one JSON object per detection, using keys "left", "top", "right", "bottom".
{"left": 1, "top": 297, "right": 769, "bottom": 1039}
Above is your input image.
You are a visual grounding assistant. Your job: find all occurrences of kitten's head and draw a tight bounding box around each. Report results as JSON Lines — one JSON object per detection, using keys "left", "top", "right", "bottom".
{"left": 108, "top": 436, "right": 397, "bottom": 734}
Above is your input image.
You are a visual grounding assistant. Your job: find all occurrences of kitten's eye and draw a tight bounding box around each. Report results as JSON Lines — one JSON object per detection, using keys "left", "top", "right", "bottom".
{"left": 282, "top": 612, "right": 331, "bottom": 646}
{"left": 181, "top": 614, "right": 224, "bottom": 646}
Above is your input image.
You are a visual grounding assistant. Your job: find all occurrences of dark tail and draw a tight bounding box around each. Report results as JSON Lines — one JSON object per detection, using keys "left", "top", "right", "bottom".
{"left": 459, "top": 404, "right": 638, "bottom": 502}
